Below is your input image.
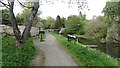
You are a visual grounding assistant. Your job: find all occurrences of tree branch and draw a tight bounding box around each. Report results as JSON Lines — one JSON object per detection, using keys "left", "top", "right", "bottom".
{"left": 17, "top": 0, "right": 33, "bottom": 9}
{"left": 0, "top": 1, "right": 10, "bottom": 9}
{"left": 8, "top": 1, "right": 10, "bottom": 6}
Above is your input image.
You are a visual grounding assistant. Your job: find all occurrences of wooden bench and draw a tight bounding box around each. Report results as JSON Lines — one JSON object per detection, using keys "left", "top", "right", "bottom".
{"left": 85, "top": 45, "right": 97, "bottom": 49}
{"left": 67, "top": 34, "right": 78, "bottom": 43}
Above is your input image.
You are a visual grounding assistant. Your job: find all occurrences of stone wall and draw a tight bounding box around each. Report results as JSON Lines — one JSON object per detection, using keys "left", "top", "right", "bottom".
{"left": 0, "top": 25, "right": 39, "bottom": 36}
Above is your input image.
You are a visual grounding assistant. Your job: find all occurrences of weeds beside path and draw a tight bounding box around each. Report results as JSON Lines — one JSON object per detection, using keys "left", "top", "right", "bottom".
{"left": 29, "top": 39, "right": 45, "bottom": 66}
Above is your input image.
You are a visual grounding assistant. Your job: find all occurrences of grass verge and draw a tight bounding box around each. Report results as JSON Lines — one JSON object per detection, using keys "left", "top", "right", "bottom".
{"left": 29, "top": 35, "right": 45, "bottom": 66}
{"left": 52, "top": 33, "right": 120, "bottom": 68}
{"left": 2, "top": 35, "right": 36, "bottom": 67}
{"left": 39, "top": 49, "right": 45, "bottom": 66}
{"left": 0, "top": 36, "right": 2, "bottom": 68}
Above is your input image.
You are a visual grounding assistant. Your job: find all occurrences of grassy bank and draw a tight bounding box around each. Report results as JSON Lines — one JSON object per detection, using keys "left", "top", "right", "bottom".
{"left": 2, "top": 35, "right": 36, "bottom": 67}
{"left": 52, "top": 33, "right": 119, "bottom": 68}
{"left": 0, "top": 36, "right": 2, "bottom": 68}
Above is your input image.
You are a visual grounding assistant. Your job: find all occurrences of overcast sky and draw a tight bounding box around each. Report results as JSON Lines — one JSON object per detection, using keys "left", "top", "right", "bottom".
{"left": 13, "top": 0, "right": 108, "bottom": 20}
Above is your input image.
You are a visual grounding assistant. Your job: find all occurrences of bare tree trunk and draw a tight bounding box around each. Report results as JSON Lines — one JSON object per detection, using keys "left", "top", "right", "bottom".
{"left": 9, "top": 1, "right": 22, "bottom": 47}
{"left": 22, "top": 0, "right": 39, "bottom": 40}
{"left": 9, "top": 9, "right": 21, "bottom": 38}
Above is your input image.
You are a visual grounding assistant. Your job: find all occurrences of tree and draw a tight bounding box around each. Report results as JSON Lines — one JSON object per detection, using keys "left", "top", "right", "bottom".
{"left": 41, "top": 19, "right": 47, "bottom": 29}
{"left": 102, "top": 1, "right": 120, "bottom": 58}
{"left": 16, "top": 14, "right": 24, "bottom": 25}
{"left": 65, "top": 15, "right": 85, "bottom": 35}
{"left": 84, "top": 16, "right": 108, "bottom": 39}
{"left": 19, "top": 9, "right": 31, "bottom": 24}
{"left": 61, "top": 17, "right": 66, "bottom": 28}
{"left": 46, "top": 16, "right": 55, "bottom": 28}
{"left": 46, "top": 16, "right": 54, "bottom": 23}
{"left": 0, "top": 0, "right": 39, "bottom": 47}
{"left": 102, "top": 1, "right": 120, "bottom": 23}
{"left": 17, "top": 9, "right": 41, "bottom": 26}
{"left": 41, "top": 16, "right": 55, "bottom": 29}
{"left": 2, "top": 9, "right": 11, "bottom": 26}
{"left": 103, "top": 1, "right": 120, "bottom": 43}
{"left": 55, "top": 15, "right": 62, "bottom": 29}
{"left": 32, "top": 15, "right": 41, "bottom": 26}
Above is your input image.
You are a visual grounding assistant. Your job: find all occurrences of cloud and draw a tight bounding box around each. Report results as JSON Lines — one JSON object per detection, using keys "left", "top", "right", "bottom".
{"left": 13, "top": 0, "right": 107, "bottom": 20}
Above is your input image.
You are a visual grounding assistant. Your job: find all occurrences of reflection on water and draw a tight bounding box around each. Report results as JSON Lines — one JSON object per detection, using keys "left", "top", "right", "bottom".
{"left": 97, "top": 42, "right": 119, "bottom": 61}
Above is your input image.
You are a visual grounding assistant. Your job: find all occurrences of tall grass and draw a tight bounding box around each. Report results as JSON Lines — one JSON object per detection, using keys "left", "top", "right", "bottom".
{"left": 0, "top": 36, "right": 2, "bottom": 68}
{"left": 2, "top": 35, "right": 36, "bottom": 67}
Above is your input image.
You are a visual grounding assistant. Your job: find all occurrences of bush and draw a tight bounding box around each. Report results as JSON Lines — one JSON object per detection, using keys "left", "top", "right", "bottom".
{"left": 2, "top": 36, "right": 36, "bottom": 66}
{"left": 64, "top": 15, "right": 85, "bottom": 36}
{"left": 84, "top": 16, "right": 108, "bottom": 40}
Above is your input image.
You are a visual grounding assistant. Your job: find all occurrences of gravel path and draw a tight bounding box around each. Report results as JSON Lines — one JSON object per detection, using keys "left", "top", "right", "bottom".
{"left": 33, "top": 33, "right": 78, "bottom": 66}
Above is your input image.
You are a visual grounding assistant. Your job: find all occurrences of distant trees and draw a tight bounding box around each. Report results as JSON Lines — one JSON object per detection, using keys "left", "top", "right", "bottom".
{"left": 17, "top": 9, "right": 31, "bottom": 25}
{"left": 64, "top": 14, "right": 85, "bottom": 35}
{"left": 55, "top": 15, "right": 62, "bottom": 29}
{"left": 2, "top": 9, "right": 11, "bottom": 26}
{"left": 84, "top": 16, "right": 108, "bottom": 40}
{"left": 103, "top": 1, "right": 120, "bottom": 43}
{"left": 42, "top": 16, "right": 55, "bottom": 29}
{"left": 43, "top": 15, "right": 65, "bottom": 29}
{"left": 61, "top": 17, "right": 66, "bottom": 28}
{"left": 16, "top": 9, "right": 41, "bottom": 26}
{"left": 16, "top": 14, "right": 24, "bottom": 25}
{"left": 103, "top": 1, "right": 120, "bottom": 24}
{"left": 46, "top": 16, "right": 55, "bottom": 28}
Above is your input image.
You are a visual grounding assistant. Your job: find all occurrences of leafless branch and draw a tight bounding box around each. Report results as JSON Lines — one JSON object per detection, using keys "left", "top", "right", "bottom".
{"left": 0, "top": 0, "right": 10, "bottom": 9}
{"left": 17, "top": 0, "right": 33, "bottom": 9}
{"left": 8, "top": 0, "right": 11, "bottom": 6}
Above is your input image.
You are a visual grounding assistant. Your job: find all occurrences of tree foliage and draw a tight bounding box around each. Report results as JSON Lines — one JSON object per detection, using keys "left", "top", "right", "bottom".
{"left": 102, "top": 0, "right": 120, "bottom": 42}
{"left": 55, "top": 15, "right": 62, "bottom": 29}
{"left": 2, "top": 9, "right": 11, "bottom": 26}
{"left": 102, "top": 1, "right": 120, "bottom": 58}
{"left": 61, "top": 17, "right": 66, "bottom": 28}
{"left": 17, "top": 9, "right": 41, "bottom": 26}
{"left": 16, "top": 14, "right": 24, "bottom": 25}
{"left": 103, "top": 1, "right": 120, "bottom": 23}
{"left": 20, "top": 9, "right": 31, "bottom": 23}
{"left": 103, "top": 2, "right": 118, "bottom": 16}
{"left": 46, "top": 16, "right": 55, "bottom": 28}
{"left": 41, "top": 16, "right": 55, "bottom": 29}
{"left": 84, "top": 16, "right": 109, "bottom": 40}
{"left": 64, "top": 14, "right": 85, "bottom": 35}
